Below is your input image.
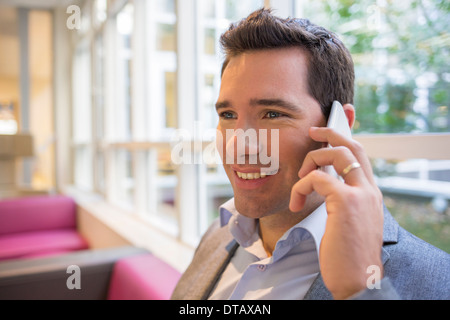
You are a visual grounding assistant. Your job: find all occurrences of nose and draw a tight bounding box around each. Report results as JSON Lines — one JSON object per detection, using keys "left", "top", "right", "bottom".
{"left": 224, "top": 125, "right": 263, "bottom": 165}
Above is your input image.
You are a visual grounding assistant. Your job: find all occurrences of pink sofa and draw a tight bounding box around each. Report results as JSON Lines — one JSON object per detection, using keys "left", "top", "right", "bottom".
{"left": 0, "top": 246, "right": 182, "bottom": 300}
{"left": 0, "top": 195, "right": 89, "bottom": 261}
{"left": 108, "top": 252, "right": 182, "bottom": 300}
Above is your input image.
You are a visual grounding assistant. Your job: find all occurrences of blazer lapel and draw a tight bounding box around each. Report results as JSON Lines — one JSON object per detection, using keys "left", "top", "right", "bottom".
{"left": 198, "top": 238, "right": 239, "bottom": 299}
{"left": 171, "top": 222, "right": 238, "bottom": 299}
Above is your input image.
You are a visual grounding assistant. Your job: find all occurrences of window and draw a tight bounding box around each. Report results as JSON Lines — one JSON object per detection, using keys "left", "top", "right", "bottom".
{"left": 72, "top": 40, "right": 92, "bottom": 191}
{"left": 297, "top": 0, "right": 449, "bottom": 134}
{"left": 114, "top": 148, "right": 135, "bottom": 208}
{"left": 115, "top": 2, "right": 134, "bottom": 141}
{"left": 296, "top": 0, "right": 450, "bottom": 251}
{"left": 146, "top": 0, "right": 177, "bottom": 138}
{"left": 145, "top": 148, "right": 178, "bottom": 231}
{"left": 69, "top": 0, "right": 449, "bottom": 253}
{"left": 93, "top": 34, "right": 106, "bottom": 194}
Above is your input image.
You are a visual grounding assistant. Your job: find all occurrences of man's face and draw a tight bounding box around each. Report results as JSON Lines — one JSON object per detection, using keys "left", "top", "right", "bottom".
{"left": 216, "top": 48, "right": 326, "bottom": 219}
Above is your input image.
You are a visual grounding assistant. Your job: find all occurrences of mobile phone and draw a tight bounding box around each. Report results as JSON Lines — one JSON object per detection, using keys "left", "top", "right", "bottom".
{"left": 321, "top": 101, "right": 352, "bottom": 178}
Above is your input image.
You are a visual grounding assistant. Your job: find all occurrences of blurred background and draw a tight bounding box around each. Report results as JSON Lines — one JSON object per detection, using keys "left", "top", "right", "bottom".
{"left": 0, "top": 0, "right": 448, "bottom": 258}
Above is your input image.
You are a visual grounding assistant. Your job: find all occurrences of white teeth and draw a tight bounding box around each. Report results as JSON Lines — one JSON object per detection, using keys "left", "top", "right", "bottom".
{"left": 236, "top": 171, "right": 267, "bottom": 180}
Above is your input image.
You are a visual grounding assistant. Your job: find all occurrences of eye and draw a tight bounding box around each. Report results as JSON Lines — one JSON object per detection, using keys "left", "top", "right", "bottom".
{"left": 219, "top": 111, "right": 236, "bottom": 119}
{"left": 264, "top": 111, "right": 283, "bottom": 119}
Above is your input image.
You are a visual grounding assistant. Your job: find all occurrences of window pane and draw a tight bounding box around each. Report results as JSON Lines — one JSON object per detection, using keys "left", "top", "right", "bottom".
{"left": 204, "top": 28, "right": 216, "bottom": 55}
{"left": 156, "top": 23, "right": 176, "bottom": 51}
{"left": 95, "top": 149, "right": 105, "bottom": 194}
{"left": 296, "top": 0, "right": 450, "bottom": 253}
{"left": 202, "top": 73, "right": 218, "bottom": 127}
{"left": 205, "top": 164, "right": 233, "bottom": 225}
{"left": 74, "top": 146, "right": 92, "bottom": 190}
{"left": 299, "top": 0, "right": 450, "bottom": 134}
{"left": 72, "top": 43, "right": 91, "bottom": 143}
{"left": 94, "top": 34, "right": 104, "bottom": 140}
{"left": 72, "top": 40, "right": 92, "bottom": 191}
{"left": 225, "top": 0, "right": 263, "bottom": 21}
{"left": 115, "top": 3, "right": 133, "bottom": 141}
{"left": 114, "top": 149, "right": 134, "bottom": 208}
{"left": 156, "top": 0, "right": 175, "bottom": 14}
{"left": 201, "top": 0, "right": 216, "bottom": 18}
{"left": 149, "top": 0, "right": 178, "bottom": 137}
{"left": 165, "top": 71, "right": 177, "bottom": 128}
{"left": 374, "top": 158, "right": 450, "bottom": 252}
{"left": 146, "top": 149, "right": 177, "bottom": 226}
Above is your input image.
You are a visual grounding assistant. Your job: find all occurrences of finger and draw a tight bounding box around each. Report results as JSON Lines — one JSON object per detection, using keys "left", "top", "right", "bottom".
{"left": 290, "top": 169, "right": 343, "bottom": 212}
{"left": 299, "top": 146, "right": 366, "bottom": 187}
{"left": 309, "top": 127, "right": 376, "bottom": 185}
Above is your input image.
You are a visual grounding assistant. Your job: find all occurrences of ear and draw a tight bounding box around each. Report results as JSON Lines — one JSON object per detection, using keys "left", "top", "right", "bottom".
{"left": 342, "top": 103, "right": 356, "bottom": 129}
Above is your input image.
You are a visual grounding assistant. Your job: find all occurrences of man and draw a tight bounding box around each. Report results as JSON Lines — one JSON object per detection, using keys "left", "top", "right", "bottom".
{"left": 171, "top": 8, "right": 449, "bottom": 300}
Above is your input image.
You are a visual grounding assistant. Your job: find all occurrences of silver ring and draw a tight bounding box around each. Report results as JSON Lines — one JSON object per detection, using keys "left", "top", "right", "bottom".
{"left": 341, "top": 162, "right": 361, "bottom": 178}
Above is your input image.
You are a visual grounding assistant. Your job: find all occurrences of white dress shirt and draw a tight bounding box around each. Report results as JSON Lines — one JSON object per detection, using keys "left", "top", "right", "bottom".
{"left": 209, "top": 198, "right": 327, "bottom": 300}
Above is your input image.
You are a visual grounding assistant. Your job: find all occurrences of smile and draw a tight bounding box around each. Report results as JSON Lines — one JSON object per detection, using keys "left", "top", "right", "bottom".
{"left": 234, "top": 167, "right": 279, "bottom": 180}
{"left": 232, "top": 168, "right": 277, "bottom": 190}
{"left": 236, "top": 171, "right": 267, "bottom": 180}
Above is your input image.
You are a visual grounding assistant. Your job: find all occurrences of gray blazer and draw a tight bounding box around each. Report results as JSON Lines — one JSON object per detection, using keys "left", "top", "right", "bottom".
{"left": 171, "top": 207, "right": 450, "bottom": 300}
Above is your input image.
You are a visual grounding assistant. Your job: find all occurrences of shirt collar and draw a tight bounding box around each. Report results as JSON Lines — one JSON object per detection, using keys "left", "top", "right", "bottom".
{"left": 219, "top": 198, "right": 327, "bottom": 257}
{"left": 219, "top": 198, "right": 238, "bottom": 227}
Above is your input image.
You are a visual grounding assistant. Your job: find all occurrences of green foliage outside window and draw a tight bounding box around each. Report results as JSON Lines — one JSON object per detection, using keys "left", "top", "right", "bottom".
{"left": 302, "top": 0, "right": 450, "bottom": 252}
{"left": 302, "top": 0, "right": 450, "bottom": 133}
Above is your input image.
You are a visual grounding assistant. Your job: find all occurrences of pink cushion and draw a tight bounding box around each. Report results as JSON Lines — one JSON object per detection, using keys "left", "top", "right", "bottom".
{"left": 0, "top": 195, "right": 77, "bottom": 235}
{"left": 0, "top": 229, "right": 89, "bottom": 261}
{"left": 107, "top": 253, "right": 181, "bottom": 300}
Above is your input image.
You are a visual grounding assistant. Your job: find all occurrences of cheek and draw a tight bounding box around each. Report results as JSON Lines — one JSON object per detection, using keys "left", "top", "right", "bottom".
{"left": 278, "top": 132, "right": 322, "bottom": 172}
{"left": 215, "top": 127, "right": 227, "bottom": 162}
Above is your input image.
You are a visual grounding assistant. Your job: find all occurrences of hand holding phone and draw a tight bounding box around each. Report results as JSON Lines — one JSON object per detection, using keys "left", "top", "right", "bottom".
{"left": 291, "top": 101, "right": 385, "bottom": 299}
{"left": 321, "top": 101, "right": 352, "bottom": 178}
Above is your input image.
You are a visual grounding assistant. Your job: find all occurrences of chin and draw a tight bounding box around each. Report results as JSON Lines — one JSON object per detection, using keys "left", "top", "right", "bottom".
{"left": 234, "top": 195, "right": 288, "bottom": 219}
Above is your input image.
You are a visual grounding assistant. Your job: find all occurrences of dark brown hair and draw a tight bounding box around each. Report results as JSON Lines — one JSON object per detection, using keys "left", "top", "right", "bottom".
{"left": 220, "top": 8, "right": 354, "bottom": 118}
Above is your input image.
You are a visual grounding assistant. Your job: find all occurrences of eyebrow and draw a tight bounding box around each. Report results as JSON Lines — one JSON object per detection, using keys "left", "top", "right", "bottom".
{"left": 250, "top": 98, "right": 300, "bottom": 113}
{"left": 215, "top": 98, "right": 301, "bottom": 113}
{"left": 215, "top": 100, "right": 230, "bottom": 111}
